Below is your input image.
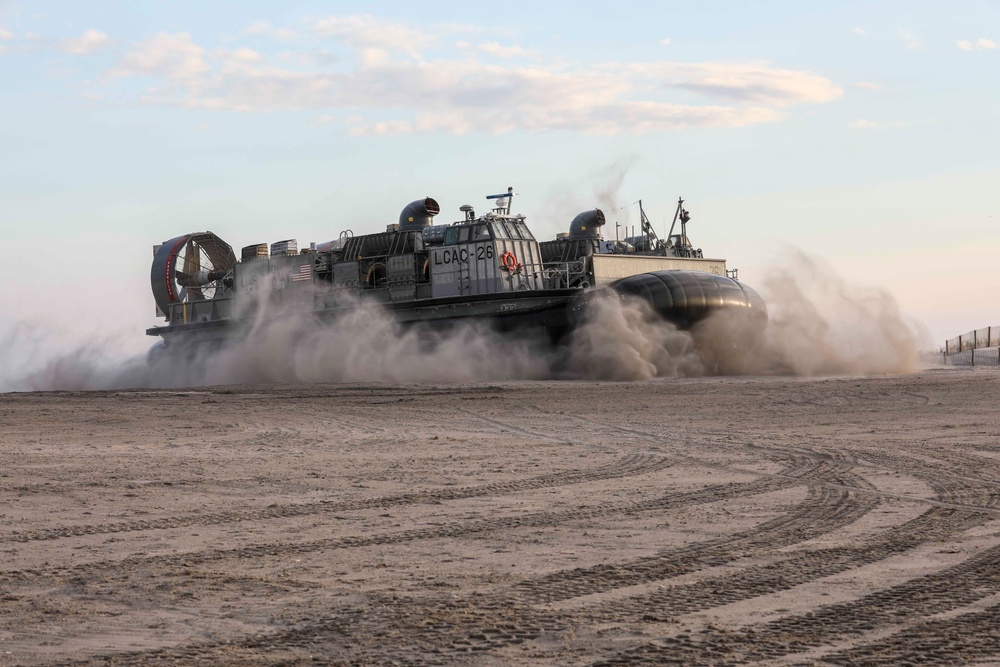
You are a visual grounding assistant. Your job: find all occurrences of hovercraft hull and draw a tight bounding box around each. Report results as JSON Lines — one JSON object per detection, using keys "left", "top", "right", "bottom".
{"left": 145, "top": 191, "right": 768, "bottom": 370}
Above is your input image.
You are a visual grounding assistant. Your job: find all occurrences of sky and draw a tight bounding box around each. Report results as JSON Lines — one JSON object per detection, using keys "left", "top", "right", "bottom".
{"left": 0, "top": 0, "right": 997, "bottom": 361}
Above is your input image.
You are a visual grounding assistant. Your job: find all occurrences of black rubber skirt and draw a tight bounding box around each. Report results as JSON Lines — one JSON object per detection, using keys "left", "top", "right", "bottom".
{"left": 609, "top": 270, "right": 768, "bottom": 330}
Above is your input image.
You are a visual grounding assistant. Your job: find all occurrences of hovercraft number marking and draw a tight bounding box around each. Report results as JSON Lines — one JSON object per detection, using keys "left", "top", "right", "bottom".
{"left": 435, "top": 248, "right": 468, "bottom": 265}
{"left": 434, "top": 245, "right": 494, "bottom": 265}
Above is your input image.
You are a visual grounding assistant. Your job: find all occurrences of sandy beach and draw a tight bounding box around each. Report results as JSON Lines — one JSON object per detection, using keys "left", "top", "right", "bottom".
{"left": 2, "top": 367, "right": 1000, "bottom": 665}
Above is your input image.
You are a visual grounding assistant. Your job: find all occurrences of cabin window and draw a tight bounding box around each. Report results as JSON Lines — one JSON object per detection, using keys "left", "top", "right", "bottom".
{"left": 513, "top": 222, "right": 535, "bottom": 240}
{"left": 472, "top": 224, "right": 491, "bottom": 240}
{"left": 444, "top": 227, "right": 460, "bottom": 245}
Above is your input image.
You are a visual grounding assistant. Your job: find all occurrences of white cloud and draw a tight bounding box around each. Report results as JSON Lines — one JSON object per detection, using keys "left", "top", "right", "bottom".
{"left": 957, "top": 37, "right": 996, "bottom": 51}
{"left": 242, "top": 20, "right": 297, "bottom": 41}
{"left": 213, "top": 47, "right": 262, "bottom": 65}
{"left": 113, "top": 32, "right": 209, "bottom": 80}
{"left": 59, "top": 29, "right": 110, "bottom": 54}
{"left": 660, "top": 38, "right": 671, "bottom": 46}
{"left": 852, "top": 27, "right": 866, "bottom": 36}
{"left": 359, "top": 47, "right": 390, "bottom": 67}
{"left": 101, "top": 17, "right": 842, "bottom": 136}
{"left": 311, "top": 50, "right": 338, "bottom": 65}
{"left": 312, "top": 14, "right": 436, "bottom": 56}
{"left": 898, "top": 28, "right": 921, "bottom": 50}
{"left": 628, "top": 61, "right": 842, "bottom": 106}
{"left": 351, "top": 103, "right": 783, "bottom": 136}
{"left": 478, "top": 42, "right": 530, "bottom": 59}
{"left": 0, "top": 27, "right": 14, "bottom": 41}
{"left": 853, "top": 81, "right": 883, "bottom": 90}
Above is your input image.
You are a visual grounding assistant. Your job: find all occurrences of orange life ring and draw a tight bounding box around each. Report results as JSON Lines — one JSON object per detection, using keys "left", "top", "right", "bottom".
{"left": 500, "top": 251, "right": 520, "bottom": 272}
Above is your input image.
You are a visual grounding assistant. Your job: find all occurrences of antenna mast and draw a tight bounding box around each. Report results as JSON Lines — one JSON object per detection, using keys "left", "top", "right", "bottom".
{"left": 486, "top": 186, "right": 516, "bottom": 215}
{"left": 667, "top": 197, "right": 691, "bottom": 248}
{"left": 638, "top": 199, "right": 659, "bottom": 249}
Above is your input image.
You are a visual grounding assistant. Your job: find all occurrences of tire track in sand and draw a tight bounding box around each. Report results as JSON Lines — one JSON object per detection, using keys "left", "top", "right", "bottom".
{"left": 2, "top": 458, "right": 813, "bottom": 584}
{"left": 44, "top": 450, "right": 880, "bottom": 665}
{"left": 821, "top": 601, "right": 1000, "bottom": 666}
{"left": 0, "top": 453, "right": 669, "bottom": 545}
{"left": 386, "top": 441, "right": 1000, "bottom": 662}
{"left": 587, "top": 530, "right": 1000, "bottom": 666}
{"left": 421, "top": 443, "right": 1000, "bottom": 663}
{"left": 506, "top": 448, "right": 875, "bottom": 605}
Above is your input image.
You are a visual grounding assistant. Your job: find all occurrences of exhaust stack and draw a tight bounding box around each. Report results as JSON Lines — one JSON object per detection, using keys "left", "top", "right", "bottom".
{"left": 398, "top": 197, "right": 441, "bottom": 232}
{"left": 569, "top": 209, "right": 606, "bottom": 239}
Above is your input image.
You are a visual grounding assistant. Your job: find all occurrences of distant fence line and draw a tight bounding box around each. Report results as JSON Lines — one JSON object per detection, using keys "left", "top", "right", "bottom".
{"left": 944, "top": 325, "right": 1000, "bottom": 366}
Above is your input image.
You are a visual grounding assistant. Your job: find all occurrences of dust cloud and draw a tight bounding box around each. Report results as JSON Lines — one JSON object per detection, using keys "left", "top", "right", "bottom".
{"left": 0, "top": 252, "right": 927, "bottom": 392}
{"left": 0, "top": 296, "right": 555, "bottom": 391}
{"left": 565, "top": 293, "right": 704, "bottom": 380}
{"left": 696, "top": 251, "right": 925, "bottom": 376}
{"left": 181, "top": 297, "right": 552, "bottom": 386}
{"left": 0, "top": 320, "right": 148, "bottom": 392}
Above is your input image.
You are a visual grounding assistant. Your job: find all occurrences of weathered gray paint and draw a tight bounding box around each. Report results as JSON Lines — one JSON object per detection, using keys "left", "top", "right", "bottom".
{"left": 233, "top": 254, "right": 314, "bottom": 313}
{"left": 387, "top": 253, "right": 418, "bottom": 302}
{"left": 591, "top": 254, "right": 727, "bottom": 285}
{"left": 333, "top": 260, "right": 360, "bottom": 289}
{"left": 168, "top": 297, "right": 233, "bottom": 325}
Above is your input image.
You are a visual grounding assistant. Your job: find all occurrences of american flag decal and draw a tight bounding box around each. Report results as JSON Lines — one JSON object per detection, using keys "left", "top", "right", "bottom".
{"left": 291, "top": 264, "right": 312, "bottom": 282}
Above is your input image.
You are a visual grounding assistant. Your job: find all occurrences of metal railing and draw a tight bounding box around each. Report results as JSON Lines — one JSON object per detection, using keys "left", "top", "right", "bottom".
{"left": 515, "top": 259, "right": 588, "bottom": 290}
{"left": 943, "top": 325, "right": 1000, "bottom": 366}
